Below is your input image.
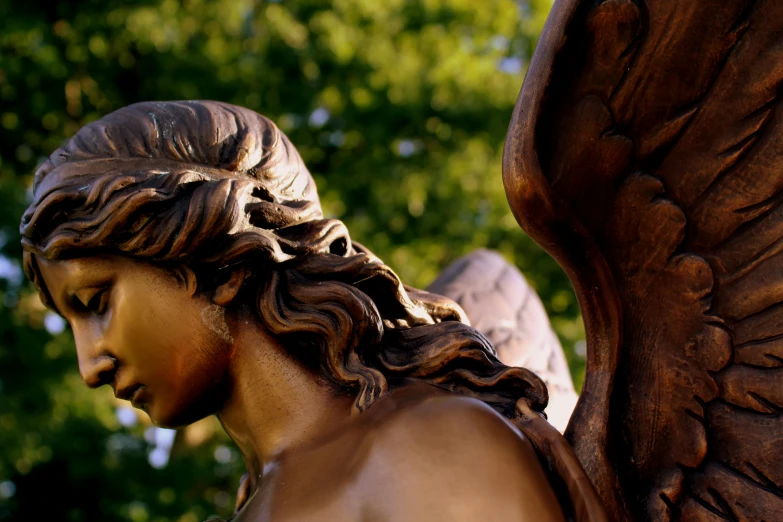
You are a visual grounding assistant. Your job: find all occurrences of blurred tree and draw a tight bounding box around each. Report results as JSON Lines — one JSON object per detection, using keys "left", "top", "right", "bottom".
{"left": 0, "top": 0, "right": 581, "bottom": 520}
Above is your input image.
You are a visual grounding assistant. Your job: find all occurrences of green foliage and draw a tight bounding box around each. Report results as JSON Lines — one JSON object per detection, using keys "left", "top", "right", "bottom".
{"left": 0, "top": 0, "right": 583, "bottom": 520}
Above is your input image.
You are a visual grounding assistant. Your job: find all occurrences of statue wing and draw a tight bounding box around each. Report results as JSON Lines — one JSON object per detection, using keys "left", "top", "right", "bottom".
{"left": 427, "top": 249, "right": 578, "bottom": 432}
{"left": 503, "top": 0, "right": 783, "bottom": 520}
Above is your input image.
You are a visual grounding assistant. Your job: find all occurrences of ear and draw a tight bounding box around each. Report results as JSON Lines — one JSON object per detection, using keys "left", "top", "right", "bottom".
{"left": 213, "top": 268, "right": 247, "bottom": 307}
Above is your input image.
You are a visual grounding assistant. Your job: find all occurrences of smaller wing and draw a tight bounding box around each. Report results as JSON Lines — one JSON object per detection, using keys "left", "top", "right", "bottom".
{"left": 427, "top": 249, "right": 578, "bottom": 432}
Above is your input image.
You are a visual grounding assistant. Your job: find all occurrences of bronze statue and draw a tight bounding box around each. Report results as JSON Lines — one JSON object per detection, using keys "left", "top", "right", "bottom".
{"left": 19, "top": 0, "right": 783, "bottom": 520}
{"left": 19, "top": 101, "right": 598, "bottom": 520}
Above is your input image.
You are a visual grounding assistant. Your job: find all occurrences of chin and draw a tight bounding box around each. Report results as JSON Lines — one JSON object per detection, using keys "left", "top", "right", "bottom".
{"left": 147, "top": 394, "right": 223, "bottom": 429}
{"left": 147, "top": 404, "right": 204, "bottom": 429}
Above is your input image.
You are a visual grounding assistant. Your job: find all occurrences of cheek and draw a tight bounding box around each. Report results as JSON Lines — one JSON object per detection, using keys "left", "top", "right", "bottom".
{"left": 151, "top": 307, "right": 232, "bottom": 426}
{"left": 108, "top": 282, "right": 232, "bottom": 420}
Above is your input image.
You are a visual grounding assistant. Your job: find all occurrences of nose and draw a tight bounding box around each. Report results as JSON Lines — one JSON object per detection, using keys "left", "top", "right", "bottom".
{"left": 72, "top": 322, "right": 117, "bottom": 388}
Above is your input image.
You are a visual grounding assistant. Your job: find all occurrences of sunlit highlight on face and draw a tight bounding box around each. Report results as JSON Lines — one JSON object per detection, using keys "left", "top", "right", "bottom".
{"left": 36, "top": 255, "right": 234, "bottom": 428}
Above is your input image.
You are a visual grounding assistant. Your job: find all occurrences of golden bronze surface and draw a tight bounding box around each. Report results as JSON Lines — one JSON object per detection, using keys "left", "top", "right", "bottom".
{"left": 21, "top": 101, "right": 598, "bottom": 520}
{"left": 20, "top": 1, "right": 783, "bottom": 519}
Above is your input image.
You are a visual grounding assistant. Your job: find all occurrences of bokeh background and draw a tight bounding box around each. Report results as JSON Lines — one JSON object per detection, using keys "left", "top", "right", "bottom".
{"left": 0, "top": 0, "right": 584, "bottom": 520}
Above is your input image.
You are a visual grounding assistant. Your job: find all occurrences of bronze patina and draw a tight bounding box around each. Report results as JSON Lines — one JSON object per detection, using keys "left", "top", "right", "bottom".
{"left": 20, "top": 0, "right": 783, "bottom": 520}
{"left": 20, "top": 101, "right": 596, "bottom": 520}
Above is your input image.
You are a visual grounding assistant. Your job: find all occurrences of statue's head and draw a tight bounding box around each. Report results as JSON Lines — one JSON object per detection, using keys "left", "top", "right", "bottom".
{"left": 20, "top": 101, "right": 547, "bottom": 428}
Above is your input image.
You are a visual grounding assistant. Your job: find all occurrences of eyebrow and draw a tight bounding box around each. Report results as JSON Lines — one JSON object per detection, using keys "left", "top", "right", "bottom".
{"left": 38, "top": 262, "right": 99, "bottom": 317}
{"left": 53, "top": 280, "right": 75, "bottom": 318}
{"left": 37, "top": 258, "right": 116, "bottom": 315}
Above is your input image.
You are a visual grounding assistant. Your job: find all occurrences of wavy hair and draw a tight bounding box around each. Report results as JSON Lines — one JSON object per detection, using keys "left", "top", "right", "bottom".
{"left": 20, "top": 101, "right": 548, "bottom": 417}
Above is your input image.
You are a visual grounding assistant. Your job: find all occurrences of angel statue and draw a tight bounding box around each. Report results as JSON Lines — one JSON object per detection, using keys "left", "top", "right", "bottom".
{"left": 19, "top": 0, "right": 782, "bottom": 520}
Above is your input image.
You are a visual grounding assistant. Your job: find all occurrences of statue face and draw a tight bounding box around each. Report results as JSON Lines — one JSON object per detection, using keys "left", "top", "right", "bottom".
{"left": 37, "top": 255, "right": 234, "bottom": 428}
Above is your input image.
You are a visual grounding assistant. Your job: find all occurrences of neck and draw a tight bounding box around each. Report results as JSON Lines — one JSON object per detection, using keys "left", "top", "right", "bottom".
{"left": 216, "top": 307, "right": 355, "bottom": 485}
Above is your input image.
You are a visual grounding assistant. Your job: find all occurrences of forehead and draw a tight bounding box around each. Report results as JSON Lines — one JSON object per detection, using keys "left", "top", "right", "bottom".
{"left": 37, "top": 256, "right": 119, "bottom": 285}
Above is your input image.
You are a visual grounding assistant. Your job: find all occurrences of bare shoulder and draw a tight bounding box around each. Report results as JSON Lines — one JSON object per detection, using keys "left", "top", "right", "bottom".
{"left": 357, "top": 388, "right": 565, "bottom": 521}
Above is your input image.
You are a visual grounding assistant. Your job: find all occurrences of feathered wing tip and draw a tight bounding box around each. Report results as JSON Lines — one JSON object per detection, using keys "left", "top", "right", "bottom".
{"left": 427, "top": 249, "right": 578, "bottom": 432}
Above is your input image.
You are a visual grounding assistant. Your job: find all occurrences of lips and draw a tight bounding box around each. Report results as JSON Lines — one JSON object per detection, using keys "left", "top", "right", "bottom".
{"left": 115, "top": 380, "right": 149, "bottom": 411}
{"left": 129, "top": 386, "right": 147, "bottom": 408}
{"left": 116, "top": 383, "right": 142, "bottom": 402}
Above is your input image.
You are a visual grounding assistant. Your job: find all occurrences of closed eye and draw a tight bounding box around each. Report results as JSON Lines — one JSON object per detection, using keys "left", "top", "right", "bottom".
{"left": 73, "top": 286, "right": 111, "bottom": 316}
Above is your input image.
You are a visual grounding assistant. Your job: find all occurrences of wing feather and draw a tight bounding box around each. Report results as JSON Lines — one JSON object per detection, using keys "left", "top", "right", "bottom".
{"left": 503, "top": 0, "right": 783, "bottom": 519}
